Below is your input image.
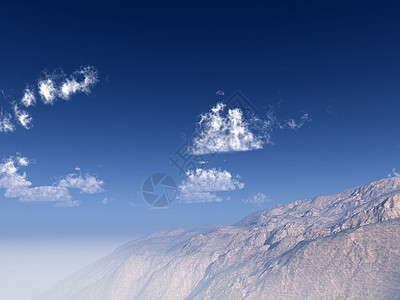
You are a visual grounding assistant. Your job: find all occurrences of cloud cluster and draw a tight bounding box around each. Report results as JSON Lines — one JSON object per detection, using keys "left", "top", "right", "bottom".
{"left": 192, "top": 103, "right": 311, "bottom": 155}
{"left": 242, "top": 192, "right": 271, "bottom": 206}
{"left": 0, "top": 155, "right": 104, "bottom": 207}
{"left": 0, "top": 66, "right": 98, "bottom": 133}
{"left": 178, "top": 168, "right": 244, "bottom": 203}
{"left": 183, "top": 100, "right": 312, "bottom": 205}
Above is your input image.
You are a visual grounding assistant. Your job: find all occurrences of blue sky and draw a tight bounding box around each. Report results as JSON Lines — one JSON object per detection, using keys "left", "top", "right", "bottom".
{"left": 1, "top": 0, "right": 400, "bottom": 243}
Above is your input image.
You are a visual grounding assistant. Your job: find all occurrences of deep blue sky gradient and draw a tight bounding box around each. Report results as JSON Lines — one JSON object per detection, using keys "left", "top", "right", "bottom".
{"left": 1, "top": 0, "right": 400, "bottom": 240}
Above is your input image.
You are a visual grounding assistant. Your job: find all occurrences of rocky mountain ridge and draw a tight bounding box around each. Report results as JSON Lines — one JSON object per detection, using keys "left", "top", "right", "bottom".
{"left": 40, "top": 177, "right": 400, "bottom": 299}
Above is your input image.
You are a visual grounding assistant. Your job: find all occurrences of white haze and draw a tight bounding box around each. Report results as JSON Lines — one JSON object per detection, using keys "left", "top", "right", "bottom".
{"left": 0, "top": 238, "right": 130, "bottom": 300}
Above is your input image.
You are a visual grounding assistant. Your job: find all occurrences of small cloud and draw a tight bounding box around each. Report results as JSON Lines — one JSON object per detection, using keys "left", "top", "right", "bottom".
{"left": 178, "top": 168, "right": 243, "bottom": 204}
{"left": 13, "top": 105, "right": 33, "bottom": 129}
{"left": 38, "top": 78, "right": 58, "bottom": 104}
{"left": 17, "top": 156, "right": 29, "bottom": 167}
{"left": 216, "top": 90, "right": 224, "bottom": 96}
{"left": 101, "top": 196, "right": 114, "bottom": 205}
{"left": 0, "top": 111, "right": 15, "bottom": 133}
{"left": 179, "top": 168, "right": 244, "bottom": 193}
{"left": 21, "top": 88, "right": 36, "bottom": 107}
{"left": 243, "top": 192, "right": 271, "bottom": 206}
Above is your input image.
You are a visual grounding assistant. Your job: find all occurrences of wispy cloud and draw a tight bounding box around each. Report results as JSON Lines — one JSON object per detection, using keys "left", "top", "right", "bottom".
{"left": 0, "top": 66, "right": 99, "bottom": 133}
{"left": 59, "top": 66, "right": 98, "bottom": 100}
{"left": 178, "top": 191, "right": 223, "bottom": 203}
{"left": 192, "top": 102, "right": 311, "bottom": 155}
{"left": 242, "top": 192, "right": 271, "bottom": 206}
{"left": 101, "top": 196, "right": 114, "bottom": 205}
{"left": 178, "top": 168, "right": 244, "bottom": 203}
{"left": 388, "top": 168, "right": 400, "bottom": 177}
{"left": 0, "top": 155, "right": 104, "bottom": 207}
{"left": 54, "top": 200, "right": 81, "bottom": 208}
{"left": 13, "top": 105, "right": 33, "bottom": 129}
{"left": 0, "top": 111, "right": 15, "bottom": 133}
{"left": 21, "top": 88, "right": 36, "bottom": 107}
{"left": 280, "top": 113, "right": 311, "bottom": 130}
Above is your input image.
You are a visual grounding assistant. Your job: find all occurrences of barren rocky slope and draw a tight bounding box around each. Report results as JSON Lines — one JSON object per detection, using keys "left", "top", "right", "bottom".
{"left": 40, "top": 177, "right": 400, "bottom": 299}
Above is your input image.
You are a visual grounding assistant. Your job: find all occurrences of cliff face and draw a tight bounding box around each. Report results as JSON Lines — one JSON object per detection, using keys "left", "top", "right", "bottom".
{"left": 40, "top": 178, "right": 400, "bottom": 300}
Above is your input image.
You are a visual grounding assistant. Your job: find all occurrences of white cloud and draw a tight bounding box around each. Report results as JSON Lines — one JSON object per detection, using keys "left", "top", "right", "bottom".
{"left": 38, "top": 78, "right": 58, "bottom": 104}
{"left": 178, "top": 191, "right": 222, "bottom": 204}
{"left": 21, "top": 88, "right": 36, "bottom": 107}
{"left": 243, "top": 192, "right": 271, "bottom": 206}
{"left": 192, "top": 103, "right": 263, "bottom": 155}
{"left": 0, "top": 156, "right": 32, "bottom": 190}
{"left": 59, "top": 66, "right": 98, "bottom": 100}
{"left": 17, "top": 156, "right": 29, "bottom": 167}
{"left": 0, "top": 111, "right": 15, "bottom": 133}
{"left": 13, "top": 105, "right": 33, "bottom": 129}
{"left": 58, "top": 173, "right": 104, "bottom": 194}
{"left": 192, "top": 102, "right": 311, "bottom": 155}
{"left": 180, "top": 168, "right": 244, "bottom": 193}
{"left": 6, "top": 186, "right": 71, "bottom": 203}
{"left": 178, "top": 168, "right": 243, "bottom": 203}
{"left": 38, "top": 66, "right": 98, "bottom": 104}
{"left": 0, "top": 155, "right": 104, "bottom": 207}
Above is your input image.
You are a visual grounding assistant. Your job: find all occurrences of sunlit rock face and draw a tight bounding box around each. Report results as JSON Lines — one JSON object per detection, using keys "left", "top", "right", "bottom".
{"left": 40, "top": 177, "right": 400, "bottom": 300}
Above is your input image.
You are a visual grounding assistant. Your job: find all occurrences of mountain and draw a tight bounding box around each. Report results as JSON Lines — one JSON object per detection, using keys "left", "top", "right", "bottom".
{"left": 40, "top": 177, "right": 400, "bottom": 299}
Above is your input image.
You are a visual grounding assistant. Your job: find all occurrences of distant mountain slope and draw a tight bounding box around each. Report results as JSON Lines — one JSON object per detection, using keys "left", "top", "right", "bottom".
{"left": 40, "top": 178, "right": 400, "bottom": 300}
